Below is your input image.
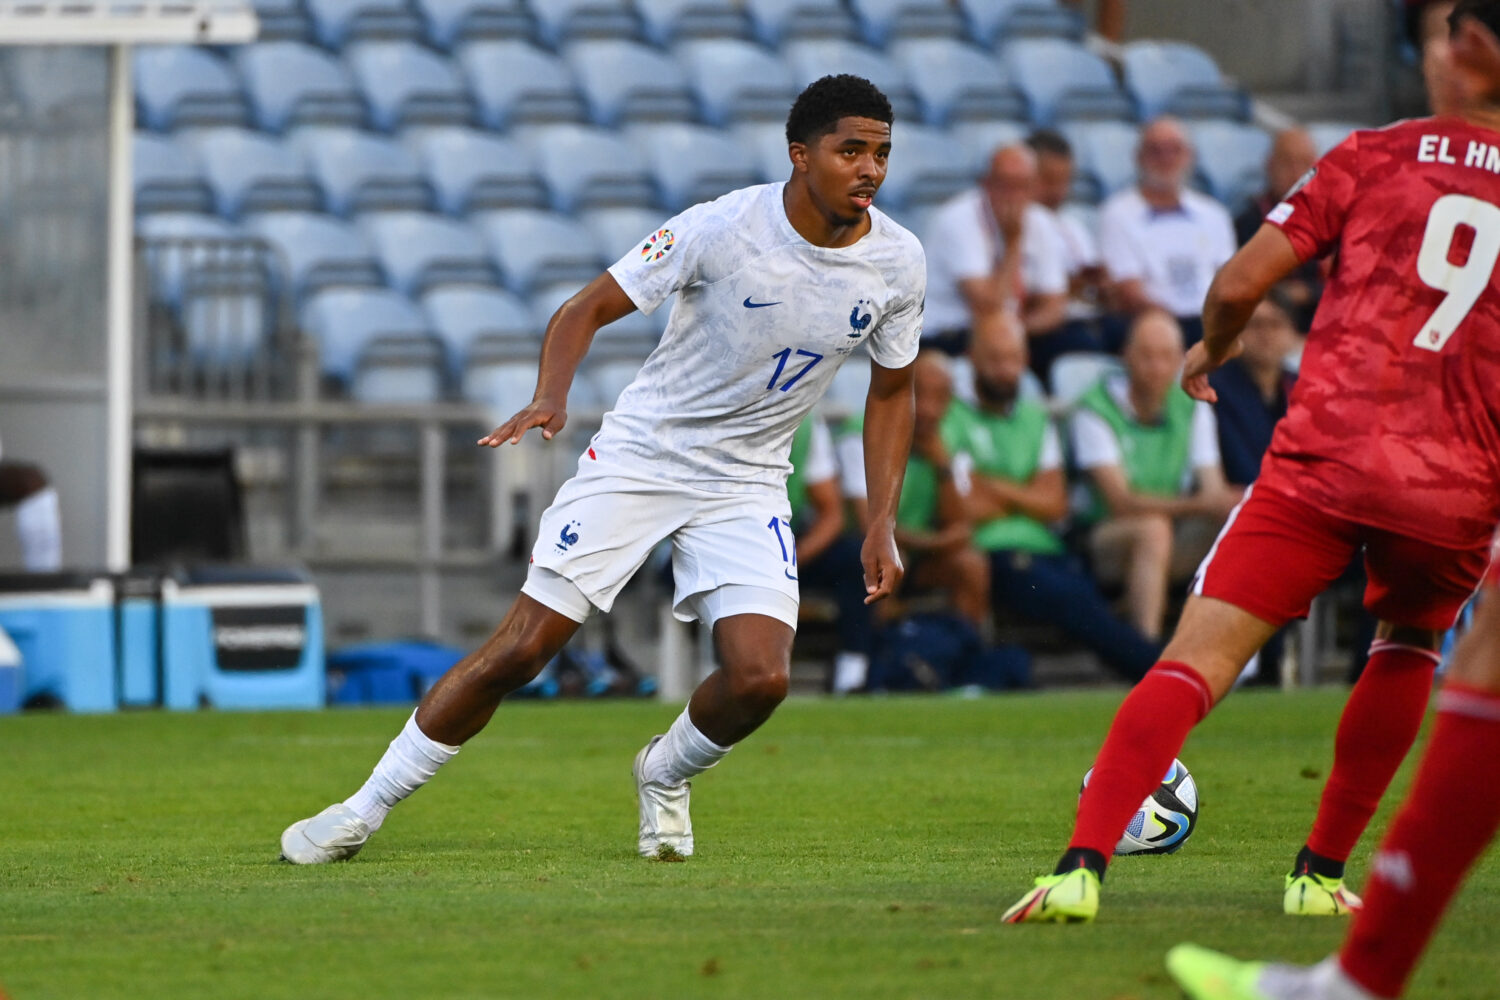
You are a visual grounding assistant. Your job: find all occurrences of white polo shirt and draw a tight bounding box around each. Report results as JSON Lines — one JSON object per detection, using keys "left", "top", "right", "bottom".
{"left": 921, "top": 189, "right": 1069, "bottom": 336}
{"left": 1097, "top": 186, "right": 1236, "bottom": 319}
{"left": 1071, "top": 373, "right": 1222, "bottom": 492}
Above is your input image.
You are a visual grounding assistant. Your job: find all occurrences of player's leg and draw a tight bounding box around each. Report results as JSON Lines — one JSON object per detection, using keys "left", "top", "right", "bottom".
{"left": 1090, "top": 513, "right": 1175, "bottom": 640}
{"left": 0, "top": 461, "right": 62, "bottom": 572}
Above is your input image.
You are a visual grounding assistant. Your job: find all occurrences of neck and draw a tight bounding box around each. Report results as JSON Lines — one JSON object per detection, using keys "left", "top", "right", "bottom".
{"left": 1461, "top": 103, "right": 1500, "bottom": 133}
{"left": 783, "top": 180, "right": 869, "bottom": 248}
{"left": 1129, "top": 384, "right": 1164, "bottom": 423}
{"left": 1140, "top": 185, "right": 1182, "bottom": 211}
{"left": 1245, "top": 358, "right": 1283, "bottom": 401}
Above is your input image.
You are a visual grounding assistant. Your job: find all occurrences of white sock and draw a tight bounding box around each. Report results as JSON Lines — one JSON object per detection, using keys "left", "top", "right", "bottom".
{"left": 15, "top": 487, "right": 61, "bottom": 571}
{"left": 343, "top": 711, "right": 460, "bottom": 832}
{"left": 642, "top": 708, "right": 730, "bottom": 787}
{"left": 832, "top": 651, "right": 869, "bottom": 694}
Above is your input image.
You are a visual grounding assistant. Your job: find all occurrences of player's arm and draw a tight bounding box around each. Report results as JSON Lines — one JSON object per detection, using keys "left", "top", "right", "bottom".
{"left": 860, "top": 360, "right": 915, "bottom": 604}
{"left": 796, "top": 476, "right": 844, "bottom": 565}
{"left": 478, "top": 273, "right": 637, "bottom": 446}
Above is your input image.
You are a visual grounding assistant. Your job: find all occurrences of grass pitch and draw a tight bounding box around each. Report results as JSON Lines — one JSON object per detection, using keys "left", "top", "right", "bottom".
{"left": 3, "top": 691, "right": 1497, "bottom": 999}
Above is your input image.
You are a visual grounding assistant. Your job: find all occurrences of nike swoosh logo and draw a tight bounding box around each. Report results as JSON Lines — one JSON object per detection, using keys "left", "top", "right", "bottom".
{"left": 744, "top": 297, "right": 783, "bottom": 309}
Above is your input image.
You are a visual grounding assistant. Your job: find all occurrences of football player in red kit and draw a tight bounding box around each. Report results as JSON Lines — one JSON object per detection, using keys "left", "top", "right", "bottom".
{"left": 1004, "top": 0, "right": 1500, "bottom": 932}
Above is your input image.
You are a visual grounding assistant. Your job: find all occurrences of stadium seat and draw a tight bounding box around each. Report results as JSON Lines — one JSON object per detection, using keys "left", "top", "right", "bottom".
{"left": 563, "top": 40, "right": 698, "bottom": 126}
{"left": 634, "top": 0, "right": 753, "bottom": 46}
{"left": 579, "top": 206, "right": 669, "bottom": 260}
{"left": 1048, "top": 351, "right": 1122, "bottom": 409}
{"left": 299, "top": 287, "right": 445, "bottom": 401}
{"left": 250, "top": 0, "right": 314, "bottom": 42}
{"left": 1001, "top": 39, "right": 1134, "bottom": 126}
{"left": 890, "top": 39, "right": 1028, "bottom": 125}
{"left": 242, "top": 211, "right": 384, "bottom": 301}
{"left": 674, "top": 39, "right": 799, "bottom": 127}
{"left": 951, "top": 120, "right": 1028, "bottom": 174}
{"left": 959, "top": 0, "right": 1083, "bottom": 46}
{"left": 134, "top": 47, "right": 248, "bottom": 131}
{"left": 529, "top": 280, "right": 661, "bottom": 348}
{"left": 1061, "top": 120, "right": 1140, "bottom": 198}
{"left": 137, "top": 211, "right": 243, "bottom": 307}
{"left": 233, "top": 42, "right": 367, "bottom": 133}
{"left": 877, "top": 124, "right": 974, "bottom": 209}
{"left": 1121, "top": 41, "right": 1249, "bottom": 122}
{"left": 782, "top": 40, "right": 919, "bottom": 124}
{"left": 580, "top": 355, "right": 647, "bottom": 411}
{"left": 345, "top": 42, "right": 476, "bottom": 132}
{"left": 415, "top": 0, "right": 536, "bottom": 49}
{"left": 743, "top": 0, "right": 857, "bottom": 45}
{"left": 473, "top": 209, "right": 604, "bottom": 293}
{"left": 287, "top": 127, "right": 434, "bottom": 217}
{"left": 519, "top": 124, "right": 657, "bottom": 212}
{"left": 178, "top": 128, "right": 324, "bottom": 219}
{"left": 402, "top": 127, "right": 548, "bottom": 214}
{"left": 849, "top": 0, "right": 966, "bottom": 48}
{"left": 529, "top": 0, "right": 643, "bottom": 46}
{"left": 134, "top": 133, "right": 213, "bottom": 215}
{"left": 734, "top": 121, "right": 795, "bottom": 184}
{"left": 1186, "top": 120, "right": 1271, "bottom": 210}
{"left": 3, "top": 47, "right": 105, "bottom": 119}
{"left": 306, "top": 0, "right": 424, "bottom": 49}
{"left": 1307, "top": 120, "right": 1363, "bottom": 155}
{"left": 460, "top": 356, "right": 541, "bottom": 409}
{"left": 138, "top": 213, "right": 271, "bottom": 366}
{"left": 622, "top": 123, "right": 761, "bottom": 212}
{"left": 457, "top": 40, "right": 586, "bottom": 129}
{"left": 356, "top": 211, "right": 497, "bottom": 295}
{"left": 421, "top": 286, "right": 536, "bottom": 378}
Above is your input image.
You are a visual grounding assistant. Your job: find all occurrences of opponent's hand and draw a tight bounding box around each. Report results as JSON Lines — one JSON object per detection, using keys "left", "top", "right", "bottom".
{"left": 1180, "top": 340, "right": 1241, "bottom": 403}
{"left": 478, "top": 398, "right": 567, "bottom": 447}
{"left": 860, "top": 528, "right": 905, "bottom": 605}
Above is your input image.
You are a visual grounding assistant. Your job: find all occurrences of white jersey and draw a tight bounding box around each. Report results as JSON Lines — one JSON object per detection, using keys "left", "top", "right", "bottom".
{"left": 601, "top": 182, "right": 925, "bottom": 497}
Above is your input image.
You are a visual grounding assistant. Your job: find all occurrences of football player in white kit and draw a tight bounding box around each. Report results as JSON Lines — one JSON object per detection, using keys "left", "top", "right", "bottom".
{"left": 282, "top": 75, "right": 927, "bottom": 864}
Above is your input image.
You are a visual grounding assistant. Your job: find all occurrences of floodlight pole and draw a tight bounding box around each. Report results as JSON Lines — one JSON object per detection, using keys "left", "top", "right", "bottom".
{"left": 105, "top": 42, "right": 133, "bottom": 572}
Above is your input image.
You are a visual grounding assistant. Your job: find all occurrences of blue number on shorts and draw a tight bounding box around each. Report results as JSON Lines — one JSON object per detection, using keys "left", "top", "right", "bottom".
{"left": 766, "top": 348, "right": 824, "bottom": 392}
{"left": 767, "top": 516, "right": 798, "bottom": 581}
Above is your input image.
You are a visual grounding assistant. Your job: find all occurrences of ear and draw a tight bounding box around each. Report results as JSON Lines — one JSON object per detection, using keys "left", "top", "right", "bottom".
{"left": 788, "top": 140, "right": 810, "bottom": 174}
{"left": 1452, "top": 15, "right": 1500, "bottom": 95}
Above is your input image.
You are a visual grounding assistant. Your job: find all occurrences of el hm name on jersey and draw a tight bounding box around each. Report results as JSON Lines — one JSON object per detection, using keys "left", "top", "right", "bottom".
{"left": 1415, "top": 131, "right": 1500, "bottom": 170}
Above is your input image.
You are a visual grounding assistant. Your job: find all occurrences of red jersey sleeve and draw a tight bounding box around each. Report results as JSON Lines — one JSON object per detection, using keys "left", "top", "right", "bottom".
{"left": 1267, "top": 133, "right": 1361, "bottom": 262}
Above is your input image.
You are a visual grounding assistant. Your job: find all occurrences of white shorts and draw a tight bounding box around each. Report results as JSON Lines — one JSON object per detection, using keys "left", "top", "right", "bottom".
{"left": 519, "top": 453, "right": 800, "bottom": 630}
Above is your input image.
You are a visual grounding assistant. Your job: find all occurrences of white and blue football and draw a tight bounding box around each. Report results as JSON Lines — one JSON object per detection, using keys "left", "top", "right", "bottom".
{"left": 1080, "top": 758, "right": 1199, "bottom": 856}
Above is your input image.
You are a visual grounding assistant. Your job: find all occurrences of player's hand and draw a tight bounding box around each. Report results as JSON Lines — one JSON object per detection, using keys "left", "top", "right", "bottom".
{"left": 478, "top": 398, "right": 567, "bottom": 447}
{"left": 1180, "top": 341, "right": 1241, "bottom": 403}
{"left": 860, "top": 528, "right": 905, "bottom": 605}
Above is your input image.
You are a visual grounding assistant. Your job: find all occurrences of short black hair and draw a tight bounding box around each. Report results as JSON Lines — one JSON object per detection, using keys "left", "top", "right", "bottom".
{"left": 1026, "top": 128, "right": 1073, "bottom": 159}
{"left": 1452, "top": 0, "right": 1500, "bottom": 40}
{"left": 785, "top": 74, "right": 894, "bottom": 145}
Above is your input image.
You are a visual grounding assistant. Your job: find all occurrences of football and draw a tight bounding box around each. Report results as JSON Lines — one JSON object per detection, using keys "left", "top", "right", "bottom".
{"left": 1081, "top": 758, "right": 1199, "bottom": 856}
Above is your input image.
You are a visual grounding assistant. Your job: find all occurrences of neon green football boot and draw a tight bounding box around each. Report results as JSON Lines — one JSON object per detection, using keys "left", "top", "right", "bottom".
{"left": 1166, "top": 944, "right": 1277, "bottom": 999}
{"left": 1284, "top": 872, "right": 1363, "bottom": 916}
{"left": 1001, "top": 867, "right": 1100, "bottom": 924}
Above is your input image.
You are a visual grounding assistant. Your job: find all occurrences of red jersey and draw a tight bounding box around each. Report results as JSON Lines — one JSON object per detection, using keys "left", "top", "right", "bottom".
{"left": 1259, "top": 116, "right": 1500, "bottom": 549}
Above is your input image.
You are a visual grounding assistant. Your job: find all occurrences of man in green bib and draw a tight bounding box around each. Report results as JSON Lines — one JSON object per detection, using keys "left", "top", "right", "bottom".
{"left": 1072, "top": 309, "right": 1242, "bottom": 640}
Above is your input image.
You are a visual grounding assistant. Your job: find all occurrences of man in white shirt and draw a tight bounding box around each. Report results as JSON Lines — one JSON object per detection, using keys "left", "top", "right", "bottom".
{"left": 1096, "top": 118, "right": 1237, "bottom": 346}
{"left": 281, "top": 76, "right": 926, "bottom": 865}
{"left": 921, "top": 144, "right": 1069, "bottom": 356}
{"left": 0, "top": 432, "right": 63, "bottom": 572}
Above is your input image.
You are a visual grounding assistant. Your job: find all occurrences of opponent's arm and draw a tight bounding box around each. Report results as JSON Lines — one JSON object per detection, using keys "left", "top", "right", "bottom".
{"left": 860, "top": 360, "right": 916, "bottom": 604}
{"left": 479, "top": 273, "right": 638, "bottom": 446}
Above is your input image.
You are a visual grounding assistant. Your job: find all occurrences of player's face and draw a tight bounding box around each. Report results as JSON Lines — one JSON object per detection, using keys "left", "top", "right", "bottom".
{"left": 797, "top": 117, "right": 892, "bottom": 226}
{"left": 1034, "top": 152, "right": 1073, "bottom": 210}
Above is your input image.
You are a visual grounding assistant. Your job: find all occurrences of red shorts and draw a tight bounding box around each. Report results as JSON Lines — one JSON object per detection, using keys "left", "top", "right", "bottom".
{"left": 1193, "top": 485, "right": 1493, "bottom": 632}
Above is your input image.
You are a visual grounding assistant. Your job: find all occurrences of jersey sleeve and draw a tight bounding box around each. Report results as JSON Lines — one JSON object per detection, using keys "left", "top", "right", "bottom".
{"left": 1097, "top": 198, "right": 1146, "bottom": 283}
{"left": 606, "top": 201, "right": 718, "bottom": 315}
{"left": 867, "top": 247, "right": 927, "bottom": 369}
{"left": 1071, "top": 409, "right": 1122, "bottom": 470}
{"left": 1266, "top": 133, "right": 1360, "bottom": 263}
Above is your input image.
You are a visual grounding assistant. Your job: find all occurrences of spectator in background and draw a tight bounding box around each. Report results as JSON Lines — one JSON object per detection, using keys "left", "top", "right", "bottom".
{"left": 1061, "top": 0, "right": 1126, "bottom": 42}
{"left": 1208, "top": 289, "right": 1301, "bottom": 489}
{"left": 0, "top": 432, "right": 62, "bottom": 572}
{"left": 921, "top": 144, "right": 1069, "bottom": 357}
{"left": 955, "top": 311, "right": 1159, "bottom": 682}
{"left": 1097, "top": 117, "right": 1236, "bottom": 346}
{"left": 1234, "top": 127, "right": 1323, "bottom": 328}
{"left": 1073, "top": 309, "right": 1241, "bottom": 641}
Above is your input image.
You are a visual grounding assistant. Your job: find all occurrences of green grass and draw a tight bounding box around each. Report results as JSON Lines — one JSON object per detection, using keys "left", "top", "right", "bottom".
{"left": 3, "top": 692, "right": 1497, "bottom": 999}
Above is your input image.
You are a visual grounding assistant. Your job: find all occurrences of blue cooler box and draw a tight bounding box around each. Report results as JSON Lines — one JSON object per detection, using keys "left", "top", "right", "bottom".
{"left": 0, "top": 572, "right": 117, "bottom": 712}
{"left": 0, "top": 622, "right": 22, "bottom": 713}
{"left": 116, "top": 569, "right": 163, "bottom": 707}
{"left": 160, "top": 566, "right": 325, "bottom": 710}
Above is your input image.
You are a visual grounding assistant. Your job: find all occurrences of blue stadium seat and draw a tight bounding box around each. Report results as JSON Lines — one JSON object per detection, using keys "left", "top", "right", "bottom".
{"left": 1049, "top": 351, "right": 1122, "bottom": 409}
{"left": 457, "top": 40, "right": 586, "bottom": 129}
{"left": 782, "top": 40, "right": 919, "bottom": 124}
{"left": 1121, "top": 41, "right": 1249, "bottom": 122}
{"left": 137, "top": 211, "right": 242, "bottom": 306}
{"left": 1002, "top": 39, "right": 1134, "bottom": 126}
{"left": 529, "top": 0, "right": 643, "bottom": 46}
{"left": 959, "top": 0, "right": 1083, "bottom": 45}
{"left": 891, "top": 38, "right": 1028, "bottom": 124}
{"left": 743, "top": 0, "right": 857, "bottom": 45}
{"left": 529, "top": 281, "right": 661, "bottom": 347}
{"left": 461, "top": 356, "right": 540, "bottom": 409}
{"left": 733, "top": 121, "right": 793, "bottom": 183}
{"left": 421, "top": 286, "right": 536, "bottom": 378}
{"left": 134, "top": 47, "right": 248, "bottom": 131}
{"left": 306, "top": 0, "right": 424, "bottom": 49}
{"left": 415, "top": 0, "right": 536, "bottom": 49}
{"left": 563, "top": 40, "right": 698, "bottom": 126}
{"left": 634, "top": 0, "right": 753, "bottom": 46}
{"left": 849, "top": 0, "right": 966, "bottom": 47}
{"left": 242, "top": 211, "right": 384, "bottom": 301}
{"left": 402, "top": 127, "right": 548, "bottom": 214}
{"left": 579, "top": 206, "right": 669, "bottom": 261}
{"left": 138, "top": 212, "right": 271, "bottom": 366}
{"left": 299, "top": 287, "right": 445, "bottom": 402}
{"left": 1186, "top": 120, "right": 1271, "bottom": 211}
{"left": 473, "top": 209, "right": 604, "bottom": 292}
{"left": 877, "top": 124, "right": 974, "bottom": 209}
{"left": 674, "top": 39, "right": 798, "bottom": 126}
{"left": 622, "top": 123, "right": 761, "bottom": 211}
{"left": 178, "top": 128, "right": 324, "bottom": 219}
{"left": 356, "top": 211, "right": 497, "bottom": 294}
{"left": 233, "top": 42, "right": 367, "bottom": 133}
{"left": 345, "top": 41, "right": 476, "bottom": 132}
{"left": 1061, "top": 120, "right": 1140, "bottom": 198}
{"left": 251, "top": 0, "right": 314, "bottom": 42}
{"left": 134, "top": 133, "right": 213, "bottom": 215}
{"left": 1307, "top": 120, "right": 1363, "bottom": 156}
{"left": 287, "top": 127, "right": 434, "bottom": 217}
{"left": 519, "top": 124, "right": 656, "bottom": 212}
{"left": 951, "top": 120, "right": 1028, "bottom": 174}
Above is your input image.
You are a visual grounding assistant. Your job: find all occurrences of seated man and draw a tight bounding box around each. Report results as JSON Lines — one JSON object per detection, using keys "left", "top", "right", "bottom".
{"left": 1073, "top": 309, "right": 1242, "bottom": 641}
{"left": 954, "top": 311, "right": 1160, "bottom": 682}
{"left": 0, "top": 432, "right": 62, "bottom": 572}
{"left": 1209, "top": 288, "right": 1300, "bottom": 489}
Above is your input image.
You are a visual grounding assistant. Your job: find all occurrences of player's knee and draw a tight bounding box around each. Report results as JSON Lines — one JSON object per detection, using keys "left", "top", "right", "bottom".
{"left": 725, "top": 656, "right": 789, "bottom": 712}
{"left": 475, "top": 629, "right": 554, "bottom": 694}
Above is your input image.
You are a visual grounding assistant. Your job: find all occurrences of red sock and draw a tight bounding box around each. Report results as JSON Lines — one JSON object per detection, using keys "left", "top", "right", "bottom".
{"left": 1307, "top": 642, "right": 1440, "bottom": 862}
{"left": 1339, "top": 684, "right": 1500, "bottom": 998}
{"left": 1069, "top": 660, "right": 1213, "bottom": 860}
